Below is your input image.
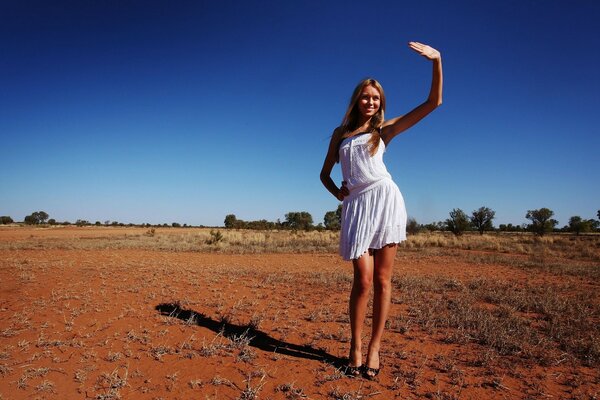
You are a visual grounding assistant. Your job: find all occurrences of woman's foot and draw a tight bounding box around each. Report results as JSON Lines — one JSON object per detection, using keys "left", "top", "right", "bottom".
{"left": 362, "top": 365, "right": 381, "bottom": 380}
{"left": 364, "top": 350, "right": 380, "bottom": 380}
{"left": 344, "top": 346, "right": 362, "bottom": 377}
{"left": 341, "top": 364, "right": 362, "bottom": 377}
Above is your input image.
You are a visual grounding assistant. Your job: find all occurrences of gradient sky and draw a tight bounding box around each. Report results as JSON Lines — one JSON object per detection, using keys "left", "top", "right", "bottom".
{"left": 1, "top": 0, "right": 599, "bottom": 227}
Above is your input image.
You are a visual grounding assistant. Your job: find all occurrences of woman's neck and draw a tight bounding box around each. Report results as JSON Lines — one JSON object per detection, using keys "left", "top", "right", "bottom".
{"left": 356, "top": 117, "right": 372, "bottom": 132}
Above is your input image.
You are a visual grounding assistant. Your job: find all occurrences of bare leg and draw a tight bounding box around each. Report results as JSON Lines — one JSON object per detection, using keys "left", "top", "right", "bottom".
{"left": 366, "top": 244, "right": 397, "bottom": 373}
{"left": 348, "top": 251, "right": 374, "bottom": 367}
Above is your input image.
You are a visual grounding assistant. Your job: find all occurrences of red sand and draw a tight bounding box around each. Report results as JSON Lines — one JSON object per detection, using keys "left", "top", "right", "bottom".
{"left": 0, "top": 227, "right": 598, "bottom": 399}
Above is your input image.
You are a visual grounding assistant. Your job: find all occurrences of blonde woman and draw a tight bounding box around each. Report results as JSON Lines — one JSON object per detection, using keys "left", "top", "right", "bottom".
{"left": 320, "top": 41, "right": 443, "bottom": 379}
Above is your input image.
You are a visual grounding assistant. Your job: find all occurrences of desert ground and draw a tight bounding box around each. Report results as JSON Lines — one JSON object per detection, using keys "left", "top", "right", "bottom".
{"left": 0, "top": 226, "right": 598, "bottom": 399}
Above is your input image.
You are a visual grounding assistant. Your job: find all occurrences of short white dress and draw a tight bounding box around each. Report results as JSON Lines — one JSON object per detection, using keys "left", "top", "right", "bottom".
{"left": 338, "top": 132, "right": 407, "bottom": 260}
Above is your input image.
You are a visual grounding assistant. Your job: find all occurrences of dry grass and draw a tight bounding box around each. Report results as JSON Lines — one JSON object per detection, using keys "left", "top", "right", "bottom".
{"left": 391, "top": 274, "right": 600, "bottom": 366}
{"left": 2, "top": 227, "right": 598, "bottom": 264}
{"left": 402, "top": 231, "right": 600, "bottom": 262}
{"left": 0, "top": 227, "right": 340, "bottom": 254}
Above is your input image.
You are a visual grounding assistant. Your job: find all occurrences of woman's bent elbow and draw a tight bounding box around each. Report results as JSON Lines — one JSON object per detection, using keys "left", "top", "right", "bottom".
{"left": 319, "top": 172, "right": 329, "bottom": 185}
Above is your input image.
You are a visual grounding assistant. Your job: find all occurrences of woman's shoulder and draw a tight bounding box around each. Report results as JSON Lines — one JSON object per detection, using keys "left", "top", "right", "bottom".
{"left": 332, "top": 126, "right": 345, "bottom": 138}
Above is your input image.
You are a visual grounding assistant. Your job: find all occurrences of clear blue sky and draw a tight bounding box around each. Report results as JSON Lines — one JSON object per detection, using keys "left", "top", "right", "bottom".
{"left": 1, "top": 0, "right": 599, "bottom": 227}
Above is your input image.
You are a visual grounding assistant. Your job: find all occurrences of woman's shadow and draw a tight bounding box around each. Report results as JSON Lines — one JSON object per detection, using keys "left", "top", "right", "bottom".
{"left": 156, "top": 303, "right": 345, "bottom": 367}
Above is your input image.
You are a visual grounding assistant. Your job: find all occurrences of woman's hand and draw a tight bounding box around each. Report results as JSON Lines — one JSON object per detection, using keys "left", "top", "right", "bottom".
{"left": 336, "top": 181, "right": 350, "bottom": 201}
{"left": 408, "top": 41, "right": 441, "bottom": 61}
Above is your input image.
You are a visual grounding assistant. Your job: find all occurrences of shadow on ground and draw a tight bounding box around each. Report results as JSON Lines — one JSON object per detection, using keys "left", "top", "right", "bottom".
{"left": 156, "top": 302, "right": 345, "bottom": 367}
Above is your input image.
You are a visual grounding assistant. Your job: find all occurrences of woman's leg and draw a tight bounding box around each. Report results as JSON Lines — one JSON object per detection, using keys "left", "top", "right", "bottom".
{"left": 365, "top": 244, "right": 397, "bottom": 372}
{"left": 348, "top": 251, "right": 374, "bottom": 367}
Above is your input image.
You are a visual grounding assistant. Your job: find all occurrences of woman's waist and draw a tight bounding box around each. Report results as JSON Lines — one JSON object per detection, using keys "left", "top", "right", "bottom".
{"left": 343, "top": 177, "right": 395, "bottom": 200}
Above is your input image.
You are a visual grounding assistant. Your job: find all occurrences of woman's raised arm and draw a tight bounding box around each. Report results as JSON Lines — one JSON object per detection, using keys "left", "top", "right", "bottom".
{"left": 380, "top": 42, "right": 443, "bottom": 145}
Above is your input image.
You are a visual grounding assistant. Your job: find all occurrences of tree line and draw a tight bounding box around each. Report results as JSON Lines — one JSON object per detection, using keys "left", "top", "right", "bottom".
{"left": 418, "top": 207, "right": 599, "bottom": 236}
{"left": 0, "top": 211, "right": 199, "bottom": 228}
{"left": 2, "top": 208, "right": 599, "bottom": 236}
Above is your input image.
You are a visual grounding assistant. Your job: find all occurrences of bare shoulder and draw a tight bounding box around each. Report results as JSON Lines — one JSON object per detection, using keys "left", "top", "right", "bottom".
{"left": 332, "top": 126, "right": 344, "bottom": 137}
{"left": 380, "top": 117, "right": 404, "bottom": 143}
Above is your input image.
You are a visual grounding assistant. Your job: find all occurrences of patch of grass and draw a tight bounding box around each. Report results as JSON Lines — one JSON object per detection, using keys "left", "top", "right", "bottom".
{"left": 237, "top": 373, "right": 266, "bottom": 400}
{"left": 94, "top": 366, "right": 128, "bottom": 400}
{"left": 275, "top": 382, "right": 308, "bottom": 399}
{"left": 393, "top": 275, "right": 600, "bottom": 366}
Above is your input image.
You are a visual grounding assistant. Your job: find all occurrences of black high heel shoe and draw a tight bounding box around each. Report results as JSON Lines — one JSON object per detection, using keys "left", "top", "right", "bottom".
{"left": 362, "top": 365, "right": 381, "bottom": 380}
{"left": 341, "top": 364, "right": 362, "bottom": 377}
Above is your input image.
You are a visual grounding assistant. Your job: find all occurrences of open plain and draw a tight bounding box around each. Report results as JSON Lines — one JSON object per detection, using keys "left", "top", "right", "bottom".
{"left": 0, "top": 226, "right": 598, "bottom": 399}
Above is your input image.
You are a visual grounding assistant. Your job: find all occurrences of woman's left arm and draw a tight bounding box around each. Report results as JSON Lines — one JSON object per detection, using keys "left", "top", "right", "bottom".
{"left": 381, "top": 42, "right": 443, "bottom": 145}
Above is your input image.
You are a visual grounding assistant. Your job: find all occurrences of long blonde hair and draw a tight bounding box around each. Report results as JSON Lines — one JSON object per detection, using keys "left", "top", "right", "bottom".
{"left": 339, "top": 78, "right": 386, "bottom": 156}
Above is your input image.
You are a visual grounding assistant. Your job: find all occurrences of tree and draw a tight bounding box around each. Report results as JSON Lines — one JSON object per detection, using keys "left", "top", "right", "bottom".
{"left": 224, "top": 214, "right": 237, "bottom": 229}
{"left": 406, "top": 217, "right": 420, "bottom": 235}
{"left": 568, "top": 216, "right": 592, "bottom": 235}
{"left": 324, "top": 204, "right": 342, "bottom": 230}
{"left": 0, "top": 216, "right": 13, "bottom": 224}
{"left": 470, "top": 207, "right": 496, "bottom": 235}
{"left": 285, "top": 211, "right": 313, "bottom": 230}
{"left": 24, "top": 211, "right": 49, "bottom": 225}
{"left": 526, "top": 208, "right": 558, "bottom": 236}
{"left": 445, "top": 208, "right": 470, "bottom": 236}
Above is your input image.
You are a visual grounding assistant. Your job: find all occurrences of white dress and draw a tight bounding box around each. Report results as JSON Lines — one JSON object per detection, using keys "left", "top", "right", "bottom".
{"left": 338, "top": 133, "right": 407, "bottom": 260}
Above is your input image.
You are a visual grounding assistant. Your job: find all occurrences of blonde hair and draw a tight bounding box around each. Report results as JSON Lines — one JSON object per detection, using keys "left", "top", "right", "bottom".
{"left": 339, "top": 78, "right": 386, "bottom": 156}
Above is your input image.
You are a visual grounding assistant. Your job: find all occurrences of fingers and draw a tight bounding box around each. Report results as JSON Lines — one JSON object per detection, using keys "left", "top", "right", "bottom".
{"left": 337, "top": 181, "right": 350, "bottom": 201}
{"left": 341, "top": 181, "right": 349, "bottom": 195}
{"left": 408, "top": 41, "right": 440, "bottom": 60}
{"left": 408, "top": 41, "right": 424, "bottom": 51}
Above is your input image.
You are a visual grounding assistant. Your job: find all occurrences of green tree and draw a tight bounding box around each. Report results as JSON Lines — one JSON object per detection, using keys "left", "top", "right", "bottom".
{"left": 285, "top": 211, "right": 313, "bottom": 230}
{"left": 406, "top": 217, "right": 420, "bottom": 235}
{"left": 470, "top": 206, "right": 496, "bottom": 235}
{"left": 224, "top": 214, "right": 237, "bottom": 229}
{"left": 526, "top": 208, "right": 558, "bottom": 236}
{"left": 445, "top": 208, "right": 470, "bottom": 236}
{"left": 324, "top": 204, "right": 342, "bottom": 230}
{"left": 568, "top": 216, "right": 592, "bottom": 235}
{"left": 24, "top": 211, "right": 49, "bottom": 225}
{"left": 0, "top": 216, "right": 13, "bottom": 224}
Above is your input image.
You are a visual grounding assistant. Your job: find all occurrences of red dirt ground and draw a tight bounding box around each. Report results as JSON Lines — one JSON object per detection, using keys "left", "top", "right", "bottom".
{"left": 0, "top": 227, "right": 598, "bottom": 399}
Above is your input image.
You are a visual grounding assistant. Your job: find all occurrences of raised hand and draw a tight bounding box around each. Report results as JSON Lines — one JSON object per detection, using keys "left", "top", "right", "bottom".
{"left": 408, "top": 41, "right": 441, "bottom": 61}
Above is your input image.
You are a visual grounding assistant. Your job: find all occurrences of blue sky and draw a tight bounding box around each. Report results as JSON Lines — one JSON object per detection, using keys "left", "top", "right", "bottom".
{"left": 1, "top": 0, "right": 599, "bottom": 227}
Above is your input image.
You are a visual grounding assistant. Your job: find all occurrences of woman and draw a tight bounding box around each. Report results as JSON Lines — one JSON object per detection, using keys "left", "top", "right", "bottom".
{"left": 320, "top": 41, "right": 443, "bottom": 379}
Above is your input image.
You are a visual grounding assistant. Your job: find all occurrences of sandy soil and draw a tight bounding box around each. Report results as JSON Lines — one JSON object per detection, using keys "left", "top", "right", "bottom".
{"left": 0, "top": 227, "right": 598, "bottom": 399}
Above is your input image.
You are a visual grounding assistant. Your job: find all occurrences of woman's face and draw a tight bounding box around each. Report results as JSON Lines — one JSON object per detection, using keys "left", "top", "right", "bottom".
{"left": 357, "top": 84, "right": 381, "bottom": 120}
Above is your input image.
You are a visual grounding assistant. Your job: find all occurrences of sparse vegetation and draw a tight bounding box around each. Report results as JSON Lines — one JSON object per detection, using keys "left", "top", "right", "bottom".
{"left": 0, "top": 225, "right": 598, "bottom": 399}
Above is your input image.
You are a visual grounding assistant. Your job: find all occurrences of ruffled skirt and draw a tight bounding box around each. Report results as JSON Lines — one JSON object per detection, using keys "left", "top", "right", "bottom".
{"left": 339, "top": 178, "right": 407, "bottom": 261}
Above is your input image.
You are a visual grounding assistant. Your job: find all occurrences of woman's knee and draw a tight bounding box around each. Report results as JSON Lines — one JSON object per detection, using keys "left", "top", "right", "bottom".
{"left": 373, "top": 273, "right": 392, "bottom": 294}
{"left": 353, "top": 275, "right": 373, "bottom": 294}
